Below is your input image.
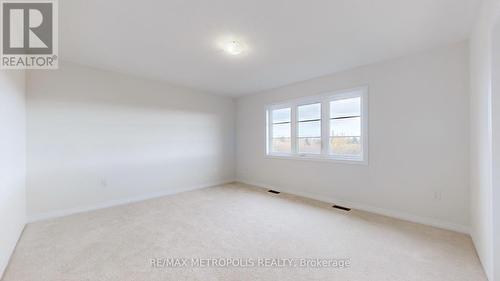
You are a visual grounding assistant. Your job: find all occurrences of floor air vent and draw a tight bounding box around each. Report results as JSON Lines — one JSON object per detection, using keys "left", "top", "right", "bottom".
{"left": 268, "top": 190, "right": 280, "bottom": 194}
{"left": 333, "top": 205, "right": 351, "bottom": 211}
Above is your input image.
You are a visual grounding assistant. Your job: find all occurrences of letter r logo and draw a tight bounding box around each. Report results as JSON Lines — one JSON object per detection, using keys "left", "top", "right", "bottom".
{"left": 2, "top": 2, "right": 53, "bottom": 54}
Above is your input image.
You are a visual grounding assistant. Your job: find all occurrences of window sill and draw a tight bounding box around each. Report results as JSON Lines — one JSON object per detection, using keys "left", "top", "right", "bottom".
{"left": 265, "top": 153, "right": 368, "bottom": 165}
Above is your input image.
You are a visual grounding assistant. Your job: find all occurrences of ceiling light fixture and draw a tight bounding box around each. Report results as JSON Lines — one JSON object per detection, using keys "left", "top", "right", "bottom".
{"left": 224, "top": 40, "right": 244, "bottom": 55}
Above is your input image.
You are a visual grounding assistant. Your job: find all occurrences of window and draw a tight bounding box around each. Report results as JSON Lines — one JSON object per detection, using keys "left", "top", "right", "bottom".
{"left": 266, "top": 87, "right": 368, "bottom": 163}
{"left": 298, "top": 103, "right": 321, "bottom": 154}
{"left": 270, "top": 107, "right": 291, "bottom": 153}
{"left": 330, "top": 97, "right": 361, "bottom": 156}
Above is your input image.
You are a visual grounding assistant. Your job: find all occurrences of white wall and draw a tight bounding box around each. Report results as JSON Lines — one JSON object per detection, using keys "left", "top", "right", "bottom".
{"left": 493, "top": 23, "right": 500, "bottom": 281}
{"left": 469, "top": 0, "right": 500, "bottom": 279}
{"left": 26, "top": 62, "right": 235, "bottom": 220}
{"left": 236, "top": 42, "right": 470, "bottom": 233}
{"left": 0, "top": 70, "right": 26, "bottom": 278}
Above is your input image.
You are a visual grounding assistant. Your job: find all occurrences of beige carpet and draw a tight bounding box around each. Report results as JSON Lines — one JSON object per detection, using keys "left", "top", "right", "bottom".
{"left": 2, "top": 183, "right": 486, "bottom": 281}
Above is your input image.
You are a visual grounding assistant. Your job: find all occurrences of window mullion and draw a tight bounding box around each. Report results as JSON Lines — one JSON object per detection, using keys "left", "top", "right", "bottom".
{"left": 267, "top": 109, "right": 273, "bottom": 154}
{"left": 361, "top": 94, "right": 368, "bottom": 162}
{"left": 321, "top": 100, "right": 329, "bottom": 156}
{"left": 291, "top": 106, "right": 297, "bottom": 154}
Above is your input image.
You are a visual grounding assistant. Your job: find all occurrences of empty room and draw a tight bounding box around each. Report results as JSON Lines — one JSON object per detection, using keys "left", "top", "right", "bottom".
{"left": 1, "top": 0, "right": 500, "bottom": 280}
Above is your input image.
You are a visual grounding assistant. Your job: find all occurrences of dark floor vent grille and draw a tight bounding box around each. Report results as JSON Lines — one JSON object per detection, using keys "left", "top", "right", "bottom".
{"left": 268, "top": 190, "right": 280, "bottom": 194}
{"left": 333, "top": 205, "right": 351, "bottom": 211}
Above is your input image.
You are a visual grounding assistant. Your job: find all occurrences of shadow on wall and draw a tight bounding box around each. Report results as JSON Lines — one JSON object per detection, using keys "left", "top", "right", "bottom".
{"left": 491, "top": 16, "right": 500, "bottom": 281}
{"left": 25, "top": 62, "right": 235, "bottom": 217}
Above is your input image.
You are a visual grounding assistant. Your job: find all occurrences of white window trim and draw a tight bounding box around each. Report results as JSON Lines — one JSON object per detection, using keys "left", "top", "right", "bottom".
{"left": 265, "top": 86, "right": 369, "bottom": 165}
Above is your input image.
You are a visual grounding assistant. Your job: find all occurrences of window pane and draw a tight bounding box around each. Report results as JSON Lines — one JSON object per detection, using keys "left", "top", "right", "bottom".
{"left": 272, "top": 138, "right": 291, "bottom": 153}
{"left": 330, "top": 137, "right": 361, "bottom": 155}
{"left": 298, "top": 103, "right": 321, "bottom": 121}
{"left": 330, "top": 97, "right": 360, "bottom": 118}
{"left": 299, "top": 137, "right": 321, "bottom": 154}
{"left": 298, "top": 120, "right": 321, "bottom": 137}
{"left": 272, "top": 108, "right": 291, "bottom": 123}
{"left": 272, "top": 123, "right": 291, "bottom": 138}
{"left": 330, "top": 117, "right": 360, "bottom": 137}
{"left": 298, "top": 104, "right": 321, "bottom": 154}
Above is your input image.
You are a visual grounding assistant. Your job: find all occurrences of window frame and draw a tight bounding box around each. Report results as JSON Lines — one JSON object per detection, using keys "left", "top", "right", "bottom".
{"left": 265, "top": 86, "right": 368, "bottom": 165}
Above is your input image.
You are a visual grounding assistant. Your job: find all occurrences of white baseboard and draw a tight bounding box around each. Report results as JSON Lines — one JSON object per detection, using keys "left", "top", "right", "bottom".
{"left": 0, "top": 223, "right": 26, "bottom": 280}
{"left": 237, "top": 179, "right": 469, "bottom": 234}
{"left": 27, "top": 178, "right": 469, "bottom": 234}
{"left": 28, "top": 179, "right": 235, "bottom": 223}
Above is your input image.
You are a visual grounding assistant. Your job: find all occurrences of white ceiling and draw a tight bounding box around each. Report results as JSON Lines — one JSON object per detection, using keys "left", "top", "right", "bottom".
{"left": 60, "top": 0, "right": 480, "bottom": 96}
